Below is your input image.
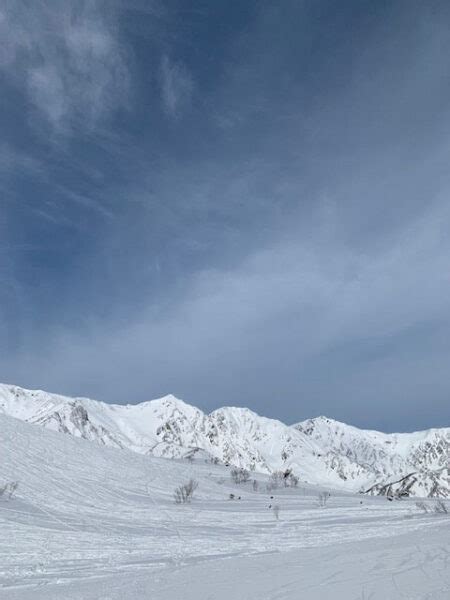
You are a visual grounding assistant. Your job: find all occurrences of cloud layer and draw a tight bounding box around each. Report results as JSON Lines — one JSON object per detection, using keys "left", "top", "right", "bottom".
{"left": 1, "top": 1, "right": 450, "bottom": 431}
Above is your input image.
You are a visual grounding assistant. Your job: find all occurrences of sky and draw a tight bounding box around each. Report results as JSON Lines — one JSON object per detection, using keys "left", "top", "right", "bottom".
{"left": 1, "top": 0, "right": 450, "bottom": 432}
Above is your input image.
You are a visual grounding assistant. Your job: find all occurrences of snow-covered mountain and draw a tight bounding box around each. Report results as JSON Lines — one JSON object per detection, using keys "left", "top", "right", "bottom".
{"left": 294, "top": 416, "right": 449, "bottom": 498}
{"left": 0, "top": 383, "right": 448, "bottom": 497}
{"left": 2, "top": 410, "right": 449, "bottom": 599}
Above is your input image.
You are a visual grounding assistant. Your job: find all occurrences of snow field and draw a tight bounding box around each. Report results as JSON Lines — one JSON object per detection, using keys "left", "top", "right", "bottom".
{"left": 1, "top": 413, "right": 449, "bottom": 599}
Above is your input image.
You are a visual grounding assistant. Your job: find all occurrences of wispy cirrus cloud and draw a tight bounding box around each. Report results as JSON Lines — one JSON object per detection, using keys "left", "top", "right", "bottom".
{"left": 2, "top": 1, "right": 450, "bottom": 433}
{"left": 0, "top": 142, "right": 43, "bottom": 177}
{"left": 160, "top": 55, "right": 193, "bottom": 118}
{"left": 0, "top": 0, "right": 131, "bottom": 134}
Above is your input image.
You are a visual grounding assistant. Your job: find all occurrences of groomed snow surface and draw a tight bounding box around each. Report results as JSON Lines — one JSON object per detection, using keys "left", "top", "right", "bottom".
{"left": 1, "top": 413, "right": 449, "bottom": 599}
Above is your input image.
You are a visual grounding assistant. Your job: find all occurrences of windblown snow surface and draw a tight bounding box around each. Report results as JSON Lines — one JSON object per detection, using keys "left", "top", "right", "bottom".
{"left": 1, "top": 412, "right": 449, "bottom": 599}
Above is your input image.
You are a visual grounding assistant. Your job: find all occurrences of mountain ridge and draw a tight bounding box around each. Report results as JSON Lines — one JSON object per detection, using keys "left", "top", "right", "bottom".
{"left": 0, "top": 382, "right": 448, "bottom": 498}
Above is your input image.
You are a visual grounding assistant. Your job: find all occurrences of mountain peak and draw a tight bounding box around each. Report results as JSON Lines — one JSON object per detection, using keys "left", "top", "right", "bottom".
{"left": 0, "top": 382, "right": 448, "bottom": 498}
{"left": 118, "top": 393, "right": 190, "bottom": 410}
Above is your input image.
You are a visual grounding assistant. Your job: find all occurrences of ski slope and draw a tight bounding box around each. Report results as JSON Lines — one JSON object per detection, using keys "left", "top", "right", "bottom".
{"left": 1, "top": 413, "right": 449, "bottom": 599}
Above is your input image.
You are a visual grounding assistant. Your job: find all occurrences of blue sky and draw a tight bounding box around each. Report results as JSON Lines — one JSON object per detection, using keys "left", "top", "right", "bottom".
{"left": 1, "top": 0, "right": 450, "bottom": 431}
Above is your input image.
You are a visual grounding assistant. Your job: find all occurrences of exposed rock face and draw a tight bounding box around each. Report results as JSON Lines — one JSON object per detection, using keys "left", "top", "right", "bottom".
{"left": 0, "top": 383, "right": 448, "bottom": 497}
{"left": 364, "top": 470, "right": 449, "bottom": 499}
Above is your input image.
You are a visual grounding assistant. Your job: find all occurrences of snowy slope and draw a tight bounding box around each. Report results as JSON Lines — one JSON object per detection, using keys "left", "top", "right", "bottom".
{"left": 0, "top": 383, "right": 448, "bottom": 497}
{"left": 1, "top": 412, "right": 449, "bottom": 599}
{"left": 294, "top": 416, "right": 449, "bottom": 497}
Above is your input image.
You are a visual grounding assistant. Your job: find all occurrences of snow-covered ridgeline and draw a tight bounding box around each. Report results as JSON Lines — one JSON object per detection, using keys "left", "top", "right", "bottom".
{"left": 0, "top": 383, "right": 448, "bottom": 497}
